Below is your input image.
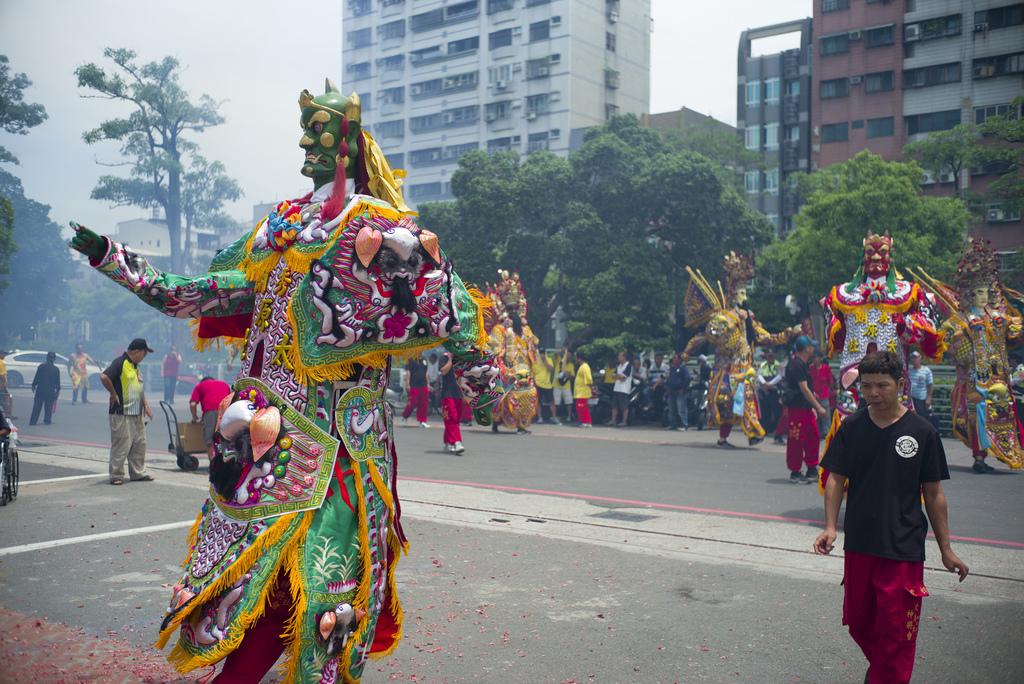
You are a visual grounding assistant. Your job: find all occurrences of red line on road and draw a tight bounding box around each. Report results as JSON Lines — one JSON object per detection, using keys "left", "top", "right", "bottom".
{"left": 399, "top": 476, "right": 1024, "bottom": 548}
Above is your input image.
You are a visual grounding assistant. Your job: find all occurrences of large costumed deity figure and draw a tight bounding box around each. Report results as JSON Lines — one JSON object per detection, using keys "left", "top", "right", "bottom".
{"left": 682, "top": 252, "right": 800, "bottom": 447}
{"left": 818, "top": 230, "right": 945, "bottom": 491}
{"left": 484, "top": 270, "right": 539, "bottom": 433}
{"left": 912, "top": 239, "right": 1024, "bottom": 471}
{"left": 68, "top": 81, "right": 501, "bottom": 684}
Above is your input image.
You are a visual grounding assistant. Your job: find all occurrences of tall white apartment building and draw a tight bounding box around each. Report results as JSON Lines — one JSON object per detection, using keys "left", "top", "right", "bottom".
{"left": 342, "top": 0, "right": 651, "bottom": 209}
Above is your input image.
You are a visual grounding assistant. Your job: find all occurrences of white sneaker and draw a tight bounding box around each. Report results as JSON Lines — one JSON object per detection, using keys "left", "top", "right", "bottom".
{"left": 444, "top": 443, "right": 455, "bottom": 453}
{"left": 454, "top": 441, "right": 465, "bottom": 454}
{"left": 419, "top": 421, "right": 431, "bottom": 428}
{"left": 401, "top": 417, "right": 408, "bottom": 426}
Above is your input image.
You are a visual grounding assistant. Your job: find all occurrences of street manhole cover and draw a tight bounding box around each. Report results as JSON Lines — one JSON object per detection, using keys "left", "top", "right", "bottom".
{"left": 590, "top": 511, "right": 658, "bottom": 523}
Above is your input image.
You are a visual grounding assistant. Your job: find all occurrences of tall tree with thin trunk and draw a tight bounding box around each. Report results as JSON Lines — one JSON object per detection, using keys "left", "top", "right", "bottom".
{"left": 75, "top": 48, "right": 226, "bottom": 277}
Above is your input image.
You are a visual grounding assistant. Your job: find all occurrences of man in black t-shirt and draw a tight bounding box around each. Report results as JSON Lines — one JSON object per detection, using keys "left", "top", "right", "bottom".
{"left": 814, "top": 351, "right": 968, "bottom": 684}
{"left": 783, "top": 336, "right": 827, "bottom": 484}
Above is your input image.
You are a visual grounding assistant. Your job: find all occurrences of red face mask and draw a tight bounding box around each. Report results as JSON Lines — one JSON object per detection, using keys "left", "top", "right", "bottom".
{"left": 863, "top": 236, "right": 891, "bottom": 279}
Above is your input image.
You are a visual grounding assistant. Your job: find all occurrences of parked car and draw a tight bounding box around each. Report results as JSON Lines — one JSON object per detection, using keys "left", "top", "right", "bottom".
{"left": 3, "top": 350, "right": 106, "bottom": 391}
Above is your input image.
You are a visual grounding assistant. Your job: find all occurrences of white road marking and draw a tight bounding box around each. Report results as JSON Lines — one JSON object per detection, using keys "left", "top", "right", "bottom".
{"left": 20, "top": 474, "right": 108, "bottom": 485}
{"left": 0, "top": 521, "right": 195, "bottom": 556}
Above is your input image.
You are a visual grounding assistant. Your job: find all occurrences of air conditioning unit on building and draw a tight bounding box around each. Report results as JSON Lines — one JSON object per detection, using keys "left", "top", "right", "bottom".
{"left": 526, "top": 111, "right": 537, "bottom": 120}
{"left": 849, "top": 30, "right": 862, "bottom": 40}
{"left": 511, "top": 135, "right": 521, "bottom": 143}
{"left": 550, "top": 128, "right": 560, "bottom": 138}
{"left": 442, "top": 112, "right": 453, "bottom": 124}
{"left": 608, "top": 10, "right": 619, "bottom": 23}
{"left": 939, "top": 171, "right": 956, "bottom": 184}
{"left": 537, "top": 67, "right": 549, "bottom": 76}
{"left": 495, "top": 80, "right": 507, "bottom": 89}
{"left": 988, "top": 208, "right": 1004, "bottom": 222}
{"left": 974, "top": 22, "right": 988, "bottom": 33}
{"left": 850, "top": 75, "right": 863, "bottom": 84}
{"left": 485, "top": 112, "right": 497, "bottom": 121}
{"left": 551, "top": 16, "right": 561, "bottom": 27}
{"left": 904, "top": 24, "right": 921, "bottom": 42}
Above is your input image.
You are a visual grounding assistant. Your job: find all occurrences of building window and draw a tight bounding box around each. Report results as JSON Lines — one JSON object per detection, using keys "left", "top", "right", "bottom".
{"left": 903, "top": 62, "right": 961, "bottom": 89}
{"left": 822, "top": 0, "right": 849, "bottom": 12}
{"left": 765, "top": 77, "right": 780, "bottom": 105}
{"left": 973, "top": 52, "right": 1024, "bottom": 79}
{"left": 605, "top": 104, "right": 619, "bottom": 120}
{"left": 527, "top": 131, "right": 550, "bottom": 153}
{"left": 864, "top": 25, "right": 895, "bottom": 48}
{"left": 409, "top": 46, "right": 443, "bottom": 65}
{"left": 410, "top": 113, "right": 443, "bottom": 133}
{"left": 744, "top": 170, "right": 759, "bottom": 194}
{"left": 906, "top": 110, "right": 960, "bottom": 135}
{"left": 604, "top": 68, "right": 620, "bottom": 89}
{"left": 765, "top": 213, "right": 779, "bottom": 232}
{"left": 821, "top": 122, "right": 849, "bottom": 143}
{"left": 865, "top": 71, "right": 895, "bottom": 93}
{"left": 765, "top": 168, "right": 779, "bottom": 195}
{"left": 489, "top": 28, "right": 513, "bottom": 50}
{"left": 786, "top": 125, "right": 800, "bottom": 141}
{"left": 382, "top": 0, "right": 405, "bottom": 6}
{"left": 764, "top": 122, "right": 780, "bottom": 150}
{"left": 820, "top": 33, "right": 850, "bottom": 56}
{"left": 976, "top": 5, "right": 1024, "bottom": 30}
{"left": 485, "top": 101, "right": 512, "bottom": 121}
{"left": 386, "top": 151, "right": 404, "bottom": 168}
{"left": 786, "top": 80, "right": 800, "bottom": 97}
{"left": 376, "top": 120, "right": 404, "bottom": 139}
{"left": 348, "top": 61, "right": 371, "bottom": 80}
{"left": 445, "top": 142, "right": 479, "bottom": 160}
{"left": 606, "top": 32, "right": 616, "bottom": 52}
{"left": 379, "top": 20, "right": 406, "bottom": 40}
{"left": 410, "top": 78, "right": 442, "bottom": 98}
{"left": 976, "top": 103, "right": 1021, "bottom": 124}
{"left": 866, "top": 117, "right": 894, "bottom": 138}
{"left": 907, "top": 14, "right": 962, "bottom": 40}
{"left": 442, "top": 105, "right": 479, "bottom": 127}
{"left": 381, "top": 54, "right": 405, "bottom": 72}
{"left": 380, "top": 87, "right": 404, "bottom": 105}
{"left": 526, "top": 93, "right": 550, "bottom": 115}
{"left": 349, "top": 0, "right": 371, "bottom": 15}
{"left": 530, "top": 20, "right": 550, "bottom": 42}
{"left": 488, "top": 136, "right": 519, "bottom": 153}
{"left": 489, "top": 65, "right": 512, "bottom": 85}
{"left": 410, "top": 8, "right": 445, "bottom": 32}
{"left": 487, "top": 0, "right": 514, "bottom": 14}
{"left": 409, "top": 182, "right": 443, "bottom": 199}
{"left": 409, "top": 147, "right": 443, "bottom": 166}
{"left": 526, "top": 58, "right": 551, "bottom": 79}
{"left": 443, "top": 71, "right": 479, "bottom": 92}
{"left": 820, "top": 77, "right": 849, "bottom": 99}
{"left": 745, "top": 80, "right": 761, "bottom": 108}
{"left": 744, "top": 126, "right": 760, "bottom": 150}
{"left": 527, "top": 0, "right": 552, "bottom": 5}
{"left": 448, "top": 36, "right": 480, "bottom": 55}
{"left": 349, "top": 28, "right": 372, "bottom": 47}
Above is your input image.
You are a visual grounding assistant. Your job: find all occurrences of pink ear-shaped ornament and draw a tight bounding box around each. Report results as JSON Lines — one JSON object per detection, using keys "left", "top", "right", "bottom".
{"left": 319, "top": 611, "right": 336, "bottom": 641}
{"left": 841, "top": 367, "right": 859, "bottom": 390}
{"left": 249, "top": 406, "right": 282, "bottom": 461}
{"left": 418, "top": 230, "right": 441, "bottom": 264}
{"left": 355, "top": 226, "right": 383, "bottom": 268}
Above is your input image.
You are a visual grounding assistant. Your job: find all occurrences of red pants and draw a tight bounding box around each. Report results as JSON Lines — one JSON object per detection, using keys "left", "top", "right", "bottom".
{"left": 719, "top": 423, "right": 732, "bottom": 439}
{"left": 786, "top": 407, "right": 819, "bottom": 472}
{"left": 775, "top": 406, "right": 789, "bottom": 437}
{"left": 575, "top": 398, "right": 591, "bottom": 424}
{"left": 843, "top": 551, "right": 927, "bottom": 684}
{"left": 402, "top": 386, "right": 429, "bottom": 422}
{"left": 442, "top": 397, "right": 462, "bottom": 444}
{"left": 213, "top": 571, "right": 292, "bottom": 683}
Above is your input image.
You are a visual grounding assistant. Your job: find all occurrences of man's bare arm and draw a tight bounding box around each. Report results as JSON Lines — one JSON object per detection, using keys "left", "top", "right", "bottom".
{"left": 798, "top": 379, "right": 827, "bottom": 416}
{"left": 813, "top": 472, "right": 844, "bottom": 555}
{"left": 922, "top": 481, "right": 969, "bottom": 581}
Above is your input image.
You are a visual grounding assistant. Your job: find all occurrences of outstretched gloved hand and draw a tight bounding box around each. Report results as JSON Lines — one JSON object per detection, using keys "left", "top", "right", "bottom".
{"left": 68, "top": 221, "right": 108, "bottom": 262}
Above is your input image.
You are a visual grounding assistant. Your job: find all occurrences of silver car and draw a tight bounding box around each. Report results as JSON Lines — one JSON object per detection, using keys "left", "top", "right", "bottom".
{"left": 3, "top": 350, "right": 105, "bottom": 390}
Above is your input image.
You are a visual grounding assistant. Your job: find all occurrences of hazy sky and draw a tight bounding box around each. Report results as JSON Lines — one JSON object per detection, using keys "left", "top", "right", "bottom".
{"left": 0, "top": 0, "right": 810, "bottom": 235}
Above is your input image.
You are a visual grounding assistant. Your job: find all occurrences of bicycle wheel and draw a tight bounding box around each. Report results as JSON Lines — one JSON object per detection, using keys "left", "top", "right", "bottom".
{"left": 0, "top": 452, "right": 7, "bottom": 507}
{"left": 8, "top": 450, "right": 17, "bottom": 502}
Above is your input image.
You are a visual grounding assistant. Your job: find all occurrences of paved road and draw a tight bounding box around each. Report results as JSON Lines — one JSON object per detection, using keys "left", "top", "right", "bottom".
{"left": 2, "top": 389, "right": 1023, "bottom": 682}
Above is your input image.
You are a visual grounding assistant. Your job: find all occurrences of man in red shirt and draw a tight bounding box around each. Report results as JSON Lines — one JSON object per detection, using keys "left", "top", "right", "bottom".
{"left": 810, "top": 351, "right": 835, "bottom": 439}
{"left": 162, "top": 346, "right": 182, "bottom": 404}
{"left": 189, "top": 376, "right": 231, "bottom": 461}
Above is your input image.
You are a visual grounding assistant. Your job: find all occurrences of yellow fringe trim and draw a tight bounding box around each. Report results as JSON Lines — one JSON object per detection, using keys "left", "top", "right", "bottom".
{"left": 466, "top": 285, "right": 493, "bottom": 349}
{"left": 275, "top": 512, "right": 316, "bottom": 684}
{"left": 188, "top": 317, "right": 247, "bottom": 355}
{"left": 818, "top": 410, "right": 847, "bottom": 497}
{"left": 341, "top": 461, "right": 374, "bottom": 683}
{"left": 155, "top": 511, "right": 311, "bottom": 667}
{"left": 827, "top": 288, "right": 919, "bottom": 316}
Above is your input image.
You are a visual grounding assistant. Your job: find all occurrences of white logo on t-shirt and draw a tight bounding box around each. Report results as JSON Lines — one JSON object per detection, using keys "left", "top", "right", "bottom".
{"left": 895, "top": 436, "right": 919, "bottom": 459}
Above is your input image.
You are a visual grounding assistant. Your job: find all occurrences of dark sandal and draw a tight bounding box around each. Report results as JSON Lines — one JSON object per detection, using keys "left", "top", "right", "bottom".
{"left": 110, "top": 479, "right": 124, "bottom": 485}
{"left": 132, "top": 475, "right": 155, "bottom": 482}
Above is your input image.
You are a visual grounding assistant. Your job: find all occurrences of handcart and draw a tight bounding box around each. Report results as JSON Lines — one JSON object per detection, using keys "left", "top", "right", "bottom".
{"left": 158, "top": 401, "right": 201, "bottom": 471}
{"left": 1, "top": 426, "right": 18, "bottom": 506}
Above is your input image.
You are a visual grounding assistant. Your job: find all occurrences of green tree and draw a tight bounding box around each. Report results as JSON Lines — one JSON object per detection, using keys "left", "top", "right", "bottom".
{"left": 0, "top": 54, "right": 48, "bottom": 165}
{"left": 976, "top": 94, "right": 1024, "bottom": 215}
{"left": 761, "top": 151, "right": 970, "bottom": 302}
{"left": 181, "top": 154, "right": 244, "bottom": 274}
{"left": 902, "top": 125, "right": 983, "bottom": 200}
{"left": 75, "top": 48, "right": 231, "bottom": 277}
{"left": 662, "top": 117, "right": 761, "bottom": 187}
{"left": 0, "top": 169, "right": 74, "bottom": 345}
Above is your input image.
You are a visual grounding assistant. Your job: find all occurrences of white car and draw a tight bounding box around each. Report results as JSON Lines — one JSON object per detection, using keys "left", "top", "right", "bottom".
{"left": 3, "top": 350, "right": 106, "bottom": 391}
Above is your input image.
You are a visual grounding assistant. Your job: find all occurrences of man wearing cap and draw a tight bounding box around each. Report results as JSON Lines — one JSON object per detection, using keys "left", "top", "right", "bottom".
{"left": 784, "top": 336, "right": 828, "bottom": 483}
{"left": 101, "top": 339, "right": 155, "bottom": 485}
{"left": 29, "top": 351, "right": 62, "bottom": 425}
